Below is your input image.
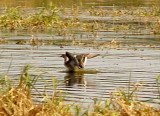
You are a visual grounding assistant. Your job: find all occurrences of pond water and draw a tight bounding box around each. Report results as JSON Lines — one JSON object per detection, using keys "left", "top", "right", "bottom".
{"left": 0, "top": 0, "right": 160, "bottom": 108}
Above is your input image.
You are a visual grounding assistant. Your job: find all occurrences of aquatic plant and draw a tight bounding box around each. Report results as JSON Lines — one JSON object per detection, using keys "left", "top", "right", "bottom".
{"left": 0, "top": 7, "right": 22, "bottom": 29}
{"left": 1, "top": 4, "right": 160, "bottom": 50}
{"left": 0, "top": 38, "right": 8, "bottom": 44}
{"left": 0, "top": 6, "right": 60, "bottom": 30}
{"left": 1, "top": 5, "right": 160, "bottom": 34}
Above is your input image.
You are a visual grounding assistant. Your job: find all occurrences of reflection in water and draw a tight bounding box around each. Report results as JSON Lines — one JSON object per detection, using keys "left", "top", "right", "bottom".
{"left": 64, "top": 72, "right": 85, "bottom": 86}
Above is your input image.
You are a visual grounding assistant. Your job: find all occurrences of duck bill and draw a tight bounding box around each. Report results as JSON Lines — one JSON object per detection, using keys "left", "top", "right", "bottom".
{"left": 60, "top": 54, "right": 66, "bottom": 57}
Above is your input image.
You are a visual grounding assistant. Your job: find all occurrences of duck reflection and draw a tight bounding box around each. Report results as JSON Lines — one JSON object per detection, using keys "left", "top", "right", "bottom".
{"left": 64, "top": 72, "right": 85, "bottom": 86}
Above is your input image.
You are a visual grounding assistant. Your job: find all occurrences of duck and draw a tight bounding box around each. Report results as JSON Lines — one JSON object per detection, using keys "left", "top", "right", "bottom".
{"left": 61, "top": 52, "right": 100, "bottom": 71}
{"left": 61, "top": 52, "right": 79, "bottom": 71}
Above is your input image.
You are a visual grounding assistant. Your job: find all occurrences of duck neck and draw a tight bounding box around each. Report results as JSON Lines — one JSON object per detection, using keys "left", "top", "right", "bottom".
{"left": 83, "top": 57, "right": 87, "bottom": 66}
{"left": 64, "top": 56, "right": 68, "bottom": 63}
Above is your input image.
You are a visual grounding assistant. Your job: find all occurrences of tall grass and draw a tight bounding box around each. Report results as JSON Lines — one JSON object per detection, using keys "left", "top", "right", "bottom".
{"left": 0, "top": 66, "right": 74, "bottom": 116}
{"left": 0, "top": 66, "right": 160, "bottom": 115}
{"left": 156, "top": 75, "right": 160, "bottom": 99}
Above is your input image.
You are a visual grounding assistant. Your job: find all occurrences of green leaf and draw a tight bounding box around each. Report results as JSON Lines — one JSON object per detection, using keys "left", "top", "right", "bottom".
{"left": 52, "top": 77, "right": 56, "bottom": 88}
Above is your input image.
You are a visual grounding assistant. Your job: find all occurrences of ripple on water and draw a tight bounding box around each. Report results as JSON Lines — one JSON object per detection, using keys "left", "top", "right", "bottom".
{"left": 0, "top": 39, "right": 160, "bottom": 107}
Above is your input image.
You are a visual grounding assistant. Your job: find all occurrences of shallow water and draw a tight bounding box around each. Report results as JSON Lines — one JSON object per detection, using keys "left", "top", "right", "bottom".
{"left": 0, "top": 38, "right": 160, "bottom": 106}
{"left": 0, "top": 0, "right": 160, "bottom": 108}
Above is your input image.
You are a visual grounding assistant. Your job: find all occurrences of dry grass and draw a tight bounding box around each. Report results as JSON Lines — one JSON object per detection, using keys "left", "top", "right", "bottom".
{"left": 0, "top": 87, "right": 33, "bottom": 116}
{"left": 0, "top": 67, "right": 159, "bottom": 116}
{"left": 0, "top": 66, "right": 73, "bottom": 116}
{"left": 0, "top": 86, "right": 73, "bottom": 116}
{"left": 90, "top": 86, "right": 160, "bottom": 116}
{"left": 0, "top": 82, "right": 159, "bottom": 116}
{"left": 0, "top": 85, "right": 159, "bottom": 116}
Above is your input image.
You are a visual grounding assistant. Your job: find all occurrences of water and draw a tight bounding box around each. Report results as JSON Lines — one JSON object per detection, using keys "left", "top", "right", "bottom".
{"left": 0, "top": 0, "right": 160, "bottom": 107}
{"left": 0, "top": 40, "right": 159, "bottom": 106}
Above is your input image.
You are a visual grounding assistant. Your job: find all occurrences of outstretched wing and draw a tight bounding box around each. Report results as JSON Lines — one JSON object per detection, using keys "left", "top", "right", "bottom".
{"left": 66, "top": 52, "right": 79, "bottom": 66}
{"left": 86, "top": 53, "right": 100, "bottom": 59}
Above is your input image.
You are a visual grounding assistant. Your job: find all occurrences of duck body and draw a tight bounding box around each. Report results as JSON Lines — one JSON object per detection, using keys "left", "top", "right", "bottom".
{"left": 61, "top": 52, "right": 99, "bottom": 71}
{"left": 61, "top": 52, "right": 79, "bottom": 71}
{"left": 76, "top": 54, "right": 88, "bottom": 68}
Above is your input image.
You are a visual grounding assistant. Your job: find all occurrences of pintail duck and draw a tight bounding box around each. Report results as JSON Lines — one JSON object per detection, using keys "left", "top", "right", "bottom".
{"left": 61, "top": 52, "right": 100, "bottom": 71}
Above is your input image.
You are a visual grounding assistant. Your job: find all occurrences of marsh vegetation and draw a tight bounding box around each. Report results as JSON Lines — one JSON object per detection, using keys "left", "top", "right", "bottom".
{"left": 0, "top": 3, "right": 160, "bottom": 48}
{"left": 0, "top": 66, "right": 160, "bottom": 115}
